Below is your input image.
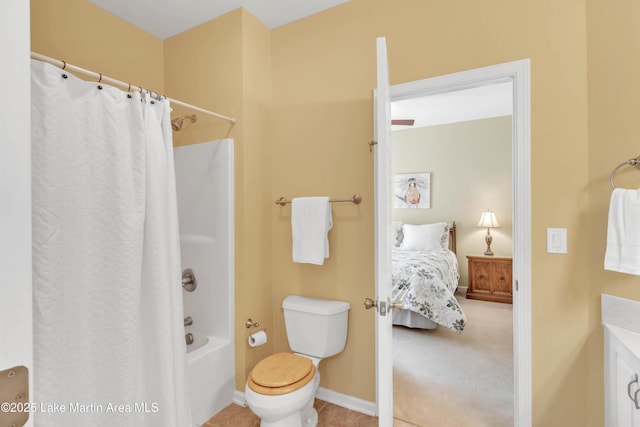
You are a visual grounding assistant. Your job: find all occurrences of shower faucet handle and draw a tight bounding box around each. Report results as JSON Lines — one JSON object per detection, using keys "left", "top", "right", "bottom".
{"left": 184, "top": 316, "right": 193, "bottom": 327}
{"left": 182, "top": 268, "right": 197, "bottom": 292}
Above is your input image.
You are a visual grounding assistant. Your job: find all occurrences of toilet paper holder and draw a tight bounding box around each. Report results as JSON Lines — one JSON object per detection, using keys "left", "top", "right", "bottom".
{"left": 245, "top": 318, "right": 260, "bottom": 329}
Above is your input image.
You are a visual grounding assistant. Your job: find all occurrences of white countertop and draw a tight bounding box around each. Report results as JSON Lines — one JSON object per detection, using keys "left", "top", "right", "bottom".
{"left": 605, "top": 324, "right": 640, "bottom": 358}
{"left": 602, "top": 294, "right": 640, "bottom": 358}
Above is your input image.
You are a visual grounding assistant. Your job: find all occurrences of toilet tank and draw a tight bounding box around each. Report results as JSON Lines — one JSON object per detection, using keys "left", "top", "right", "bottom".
{"left": 283, "top": 296, "right": 350, "bottom": 358}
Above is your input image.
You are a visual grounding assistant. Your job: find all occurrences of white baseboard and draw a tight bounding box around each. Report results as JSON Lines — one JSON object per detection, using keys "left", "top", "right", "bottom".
{"left": 233, "top": 387, "right": 376, "bottom": 417}
{"left": 233, "top": 389, "right": 247, "bottom": 407}
{"left": 315, "top": 387, "right": 376, "bottom": 416}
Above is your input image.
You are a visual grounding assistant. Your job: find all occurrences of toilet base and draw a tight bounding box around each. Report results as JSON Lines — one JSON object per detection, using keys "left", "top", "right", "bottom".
{"left": 245, "top": 376, "right": 316, "bottom": 427}
{"left": 300, "top": 406, "right": 318, "bottom": 427}
{"left": 256, "top": 400, "right": 317, "bottom": 427}
{"left": 258, "top": 411, "right": 305, "bottom": 427}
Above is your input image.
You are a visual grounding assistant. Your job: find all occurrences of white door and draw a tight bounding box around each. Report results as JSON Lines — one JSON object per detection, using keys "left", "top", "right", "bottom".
{"left": 0, "top": 1, "right": 33, "bottom": 426}
{"left": 378, "top": 60, "right": 532, "bottom": 426}
{"left": 373, "top": 36, "right": 394, "bottom": 427}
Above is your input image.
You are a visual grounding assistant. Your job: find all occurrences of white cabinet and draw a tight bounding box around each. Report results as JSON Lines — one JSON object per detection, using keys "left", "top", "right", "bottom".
{"left": 605, "top": 325, "right": 640, "bottom": 427}
{"left": 603, "top": 294, "right": 640, "bottom": 427}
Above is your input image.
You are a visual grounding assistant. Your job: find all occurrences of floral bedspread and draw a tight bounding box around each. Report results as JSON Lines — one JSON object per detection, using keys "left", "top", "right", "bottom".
{"left": 391, "top": 248, "right": 466, "bottom": 333}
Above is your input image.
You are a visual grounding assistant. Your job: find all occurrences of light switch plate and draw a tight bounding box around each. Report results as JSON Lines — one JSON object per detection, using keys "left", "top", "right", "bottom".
{"left": 547, "top": 228, "right": 567, "bottom": 253}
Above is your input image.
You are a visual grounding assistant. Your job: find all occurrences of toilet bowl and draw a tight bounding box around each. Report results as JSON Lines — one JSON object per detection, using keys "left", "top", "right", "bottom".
{"left": 244, "top": 296, "right": 350, "bottom": 427}
{"left": 245, "top": 353, "right": 318, "bottom": 427}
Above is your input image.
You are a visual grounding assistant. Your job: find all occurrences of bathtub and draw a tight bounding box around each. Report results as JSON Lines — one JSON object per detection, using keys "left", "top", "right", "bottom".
{"left": 186, "top": 332, "right": 234, "bottom": 425}
{"left": 174, "top": 139, "right": 235, "bottom": 426}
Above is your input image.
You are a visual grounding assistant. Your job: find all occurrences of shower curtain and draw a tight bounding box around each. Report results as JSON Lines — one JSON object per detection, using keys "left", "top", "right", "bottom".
{"left": 31, "top": 60, "right": 192, "bottom": 427}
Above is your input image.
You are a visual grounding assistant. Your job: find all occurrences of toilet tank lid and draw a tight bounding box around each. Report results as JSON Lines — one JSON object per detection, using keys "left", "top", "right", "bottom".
{"left": 283, "top": 295, "right": 350, "bottom": 315}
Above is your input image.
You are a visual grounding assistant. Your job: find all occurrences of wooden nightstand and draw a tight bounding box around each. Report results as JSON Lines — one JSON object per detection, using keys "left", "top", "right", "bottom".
{"left": 466, "top": 255, "right": 513, "bottom": 304}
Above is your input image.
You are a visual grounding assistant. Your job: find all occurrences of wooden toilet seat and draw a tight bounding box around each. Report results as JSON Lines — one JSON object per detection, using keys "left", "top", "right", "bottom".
{"left": 247, "top": 352, "right": 316, "bottom": 396}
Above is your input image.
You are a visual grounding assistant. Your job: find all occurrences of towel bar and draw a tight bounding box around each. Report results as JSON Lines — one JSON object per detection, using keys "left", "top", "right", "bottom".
{"left": 274, "top": 194, "right": 362, "bottom": 206}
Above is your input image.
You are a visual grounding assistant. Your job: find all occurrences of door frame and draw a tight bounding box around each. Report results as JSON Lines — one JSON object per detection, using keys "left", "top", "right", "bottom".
{"left": 0, "top": 1, "right": 33, "bottom": 426}
{"left": 380, "top": 59, "right": 531, "bottom": 426}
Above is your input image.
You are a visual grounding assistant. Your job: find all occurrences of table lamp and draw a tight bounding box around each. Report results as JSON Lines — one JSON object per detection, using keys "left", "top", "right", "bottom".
{"left": 478, "top": 210, "right": 500, "bottom": 256}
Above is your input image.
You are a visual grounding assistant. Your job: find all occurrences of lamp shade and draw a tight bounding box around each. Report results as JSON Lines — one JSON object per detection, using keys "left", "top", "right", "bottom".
{"left": 478, "top": 210, "right": 500, "bottom": 228}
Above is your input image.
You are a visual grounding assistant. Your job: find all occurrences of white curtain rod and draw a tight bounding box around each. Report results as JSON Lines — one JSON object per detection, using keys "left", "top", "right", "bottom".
{"left": 30, "top": 51, "right": 236, "bottom": 124}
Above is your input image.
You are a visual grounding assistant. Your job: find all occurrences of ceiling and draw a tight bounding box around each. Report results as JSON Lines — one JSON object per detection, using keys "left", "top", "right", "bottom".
{"left": 391, "top": 82, "right": 513, "bottom": 131}
{"left": 89, "top": 0, "right": 352, "bottom": 40}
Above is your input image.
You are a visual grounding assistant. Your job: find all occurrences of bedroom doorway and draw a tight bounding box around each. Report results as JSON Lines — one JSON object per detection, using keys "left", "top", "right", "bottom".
{"left": 374, "top": 59, "right": 531, "bottom": 427}
{"left": 390, "top": 84, "right": 514, "bottom": 426}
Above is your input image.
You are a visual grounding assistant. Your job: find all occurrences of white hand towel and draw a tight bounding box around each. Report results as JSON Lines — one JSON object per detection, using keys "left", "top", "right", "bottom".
{"left": 605, "top": 188, "right": 640, "bottom": 275}
{"left": 292, "top": 197, "right": 333, "bottom": 265}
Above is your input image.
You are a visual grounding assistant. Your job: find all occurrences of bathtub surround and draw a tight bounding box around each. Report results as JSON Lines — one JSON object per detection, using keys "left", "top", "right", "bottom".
{"left": 174, "top": 139, "right": 235, "bottom": 425}
{"left": 31, "top": 60, "right": 191, "bottom": 427}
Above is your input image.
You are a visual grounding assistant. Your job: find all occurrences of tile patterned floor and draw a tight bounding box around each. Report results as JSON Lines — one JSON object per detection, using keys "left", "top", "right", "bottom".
{"left": 392, "top": 419, "right": 422, "bottom": 427}
{"left": 203, "top": 399, "right": 378, "bottom": 427}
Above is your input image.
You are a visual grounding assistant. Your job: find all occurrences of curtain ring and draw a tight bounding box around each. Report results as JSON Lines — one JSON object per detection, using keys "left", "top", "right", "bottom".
{"left": 61, "top": 60, "right": 66, "bottom": 70}
{"left": 127, "top": 83, "right": 131, "bottom": 92}
{"left": 98, "top": 73, "right": 102, "bottom": 83}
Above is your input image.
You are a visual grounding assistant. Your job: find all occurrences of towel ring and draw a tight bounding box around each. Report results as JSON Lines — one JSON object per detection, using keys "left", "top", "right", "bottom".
{"left": 610, "top": 156, "right": 640, "bottom": 189}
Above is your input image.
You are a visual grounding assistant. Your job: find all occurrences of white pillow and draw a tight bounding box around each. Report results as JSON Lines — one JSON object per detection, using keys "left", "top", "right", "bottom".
{"left": 392, "top": 221, "right": 404, "bottom": 247}
{"left": 400, "top": 223, "right": 449, "bottom": 252}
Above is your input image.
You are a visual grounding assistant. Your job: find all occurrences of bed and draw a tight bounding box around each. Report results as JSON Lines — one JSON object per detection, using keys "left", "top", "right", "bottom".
{"left": 391, "top": 221, "right": 467, "bottom": 333}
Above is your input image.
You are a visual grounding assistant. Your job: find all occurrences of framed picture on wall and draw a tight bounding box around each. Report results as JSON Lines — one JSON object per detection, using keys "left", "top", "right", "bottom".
{"left": 394, "top": 172, "right": 431, "bottom": 209}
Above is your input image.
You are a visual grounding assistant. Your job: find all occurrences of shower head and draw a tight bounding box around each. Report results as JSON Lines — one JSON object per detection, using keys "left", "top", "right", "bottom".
{"left": 171, "top": 114, "right": 197, "bottom": 131}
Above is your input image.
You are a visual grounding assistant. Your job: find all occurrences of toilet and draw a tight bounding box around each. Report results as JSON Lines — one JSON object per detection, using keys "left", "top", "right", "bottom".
{"left": 245, "top": 295, "right": 350, "bottom": 427}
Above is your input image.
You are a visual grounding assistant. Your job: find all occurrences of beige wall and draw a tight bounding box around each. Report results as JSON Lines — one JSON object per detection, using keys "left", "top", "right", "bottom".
{"left": 270, "top": 3, "right": 377, "bottom": 399}
{"left": 164, "top": 11, "right": 242, "bottom": 148}
{"left": 30, "top": 0, "right": 640, "bottom": 425}
{"left": 271, "top": 0, "right": 590, "bottom": 424}
{"left": 586, "top": 0, "right": 640, "bottom": 425}
{"left": 164, "top": 9, "right": 274, "bottom": 391}
{"left": 31, "top": 0, "right": 164, "bottom": 92}
{"left": 392, "top": 116, "right": 513, "bottom": 286}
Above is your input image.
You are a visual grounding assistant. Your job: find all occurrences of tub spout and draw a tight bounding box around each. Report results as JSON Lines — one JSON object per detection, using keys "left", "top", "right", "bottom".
{"left": 184, "top": 316, "right": 193, "bottom": 327}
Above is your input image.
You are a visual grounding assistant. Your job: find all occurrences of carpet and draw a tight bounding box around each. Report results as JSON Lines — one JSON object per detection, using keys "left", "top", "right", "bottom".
{"left": 393, "top": 294, "right": 514, "bottom": 427}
